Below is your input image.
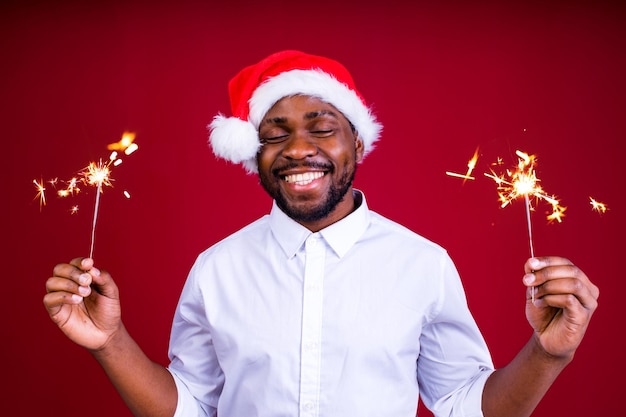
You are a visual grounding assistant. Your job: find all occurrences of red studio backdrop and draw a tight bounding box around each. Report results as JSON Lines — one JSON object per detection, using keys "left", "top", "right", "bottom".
{"left": 2, "top": 1, "right": 623, "bottom": 416}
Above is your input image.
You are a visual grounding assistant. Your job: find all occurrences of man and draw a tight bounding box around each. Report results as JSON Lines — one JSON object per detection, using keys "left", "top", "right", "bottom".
{"left": 44, "top": 50, "right": 599, "bottom": 417}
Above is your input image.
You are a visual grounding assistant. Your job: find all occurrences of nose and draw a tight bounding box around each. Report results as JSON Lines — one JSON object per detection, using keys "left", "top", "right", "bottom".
{"left": 281, "top": 130, "right": 318, "bottom": 160}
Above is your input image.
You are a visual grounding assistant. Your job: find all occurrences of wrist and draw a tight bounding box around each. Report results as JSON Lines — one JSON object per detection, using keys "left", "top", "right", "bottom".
{"left": 529, "top": 333, "right": 575, "bottom": 367}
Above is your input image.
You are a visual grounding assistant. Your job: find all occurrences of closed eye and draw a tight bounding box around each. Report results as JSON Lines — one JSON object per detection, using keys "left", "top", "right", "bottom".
{"left": 311, "top": 130, "right": 333, "bottom": 137}
{"left": 260, "top": 135, "right": 289, "bottom": 144}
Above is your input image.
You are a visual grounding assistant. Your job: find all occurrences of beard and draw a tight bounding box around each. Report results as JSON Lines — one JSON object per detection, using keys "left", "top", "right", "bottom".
{"left": 259, "top": 160, "right": 357, "bottom": 224}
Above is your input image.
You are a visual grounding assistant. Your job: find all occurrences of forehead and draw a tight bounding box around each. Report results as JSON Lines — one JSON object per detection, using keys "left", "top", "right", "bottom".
{"left": 263, "top": 95, "right": 344, "bottom": 120}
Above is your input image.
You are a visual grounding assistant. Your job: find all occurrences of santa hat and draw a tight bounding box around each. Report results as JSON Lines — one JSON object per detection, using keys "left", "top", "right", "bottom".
{"left": 208, "top": 50, "right": 383, "bottom": 173}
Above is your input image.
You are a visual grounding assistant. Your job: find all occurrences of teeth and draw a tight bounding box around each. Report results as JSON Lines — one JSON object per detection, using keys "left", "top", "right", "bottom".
{"left": 284, "top": 171, "right": 325, "bottom": 185}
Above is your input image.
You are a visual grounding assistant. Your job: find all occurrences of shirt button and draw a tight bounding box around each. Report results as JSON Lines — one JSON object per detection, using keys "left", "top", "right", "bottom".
{"left": 304, "top": 340, "right": 318, "bottom": 351}
{"left": 304, "top": 401, "right": 316, "bottom": 411}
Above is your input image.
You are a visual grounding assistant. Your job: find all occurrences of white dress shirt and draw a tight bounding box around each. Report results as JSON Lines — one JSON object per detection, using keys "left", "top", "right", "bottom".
{"left": 168, "top": 191, "right": 494, "bottom": 417}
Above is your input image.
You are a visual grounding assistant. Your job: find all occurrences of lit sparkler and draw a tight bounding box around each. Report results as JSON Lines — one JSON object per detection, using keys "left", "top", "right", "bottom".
{"left": 79, "top": 154, "right": 116, "bottom": 259}
{"left": 484, "top": 150, "right": 565, "bottom": 302}
{"left": 32, "top": 131, "right": 138, "bottom": 259}
{"left": 447, "top": 146, "right": 605, "bottom": 303}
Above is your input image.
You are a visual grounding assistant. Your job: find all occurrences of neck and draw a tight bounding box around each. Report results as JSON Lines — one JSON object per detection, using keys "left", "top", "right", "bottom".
{"left": 299, "top": 189, "right": 361, "bottom": 232}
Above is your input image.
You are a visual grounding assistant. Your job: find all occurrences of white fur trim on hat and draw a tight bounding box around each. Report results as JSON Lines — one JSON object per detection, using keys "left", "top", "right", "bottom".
{"left": 208, "top": 114, "right": 260, "bottom": 174}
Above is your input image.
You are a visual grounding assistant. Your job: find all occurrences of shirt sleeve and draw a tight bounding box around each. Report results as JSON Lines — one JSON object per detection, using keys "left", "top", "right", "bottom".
{"left": 417, "top": 254, "right": 495, "bottom": 417}
{"left": 167, "top": 257, "right": 222, "bottom": 417}
{"left": 169, "top": 370, "right": 213, "bottom": 417}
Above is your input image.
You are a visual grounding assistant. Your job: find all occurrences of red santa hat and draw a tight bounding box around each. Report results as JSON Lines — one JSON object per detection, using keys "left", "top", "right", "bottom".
{"left": 208, "top": 50, "right": 383, "bottom": 173}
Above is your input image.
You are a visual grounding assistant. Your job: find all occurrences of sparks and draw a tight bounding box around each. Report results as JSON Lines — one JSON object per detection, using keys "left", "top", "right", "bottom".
{"left": 589, "top": 197, "right": 608, "bottom": 213}
{"left": 57, "top": 177, "right": 81, "bottom": 197}
{"left": 466, "top": 147, "right": 479, "bottom": 178}
{"left": 546, "top": 205, "right": 567, "bottom": 223}
{"left": 33, "top": 179, "right": 46, "bottom": 210}
{"left": 445, "top": 171, "right": 475, "bottom": 180}
{"left": 484, "top": 150, "right": 565, "bottom": 223}
{"left": 107, "top": 131, "right": 138, "bottom": 153}
{"left": 446, "top": 147, "right": 480, "bottom": 182}
{"left": 80, "top": 158, "right": 113, "bottom": 189}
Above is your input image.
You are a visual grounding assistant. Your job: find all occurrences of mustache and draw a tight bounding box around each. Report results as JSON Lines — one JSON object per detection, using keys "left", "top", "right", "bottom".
{"left": 272, "top": 161, "right": 333, "bottom": 176}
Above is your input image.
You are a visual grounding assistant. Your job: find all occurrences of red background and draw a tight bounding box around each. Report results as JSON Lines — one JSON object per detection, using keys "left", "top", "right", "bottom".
{"left": 2, "top": 1, "right": 623, "bottom": 415}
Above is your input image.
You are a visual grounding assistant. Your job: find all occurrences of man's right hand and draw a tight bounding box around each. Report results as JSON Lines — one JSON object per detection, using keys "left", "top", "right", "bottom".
{"left": 43, "top": 257, "right": 122, "bottom": 351}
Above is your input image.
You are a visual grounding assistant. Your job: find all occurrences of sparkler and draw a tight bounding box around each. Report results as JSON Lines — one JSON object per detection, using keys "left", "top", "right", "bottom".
{"left": 483, "top": 150, "right": 564, "bottom": 302}
{"left": 447, "top": 149, "right": 563, "bottom": 301}
{"left": 448, "top": 147, "right": 606, "bottom": 302}
{"left": 80, "top": 155, "right": 115, "bottom": 259}
{"left": 32, "top": 131, "right": 138, "bottom": 259}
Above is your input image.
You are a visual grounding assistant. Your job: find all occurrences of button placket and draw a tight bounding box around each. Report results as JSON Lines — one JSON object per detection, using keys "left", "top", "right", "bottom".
{"left": 299, "top": 234, "right": 325, "bottom": 417}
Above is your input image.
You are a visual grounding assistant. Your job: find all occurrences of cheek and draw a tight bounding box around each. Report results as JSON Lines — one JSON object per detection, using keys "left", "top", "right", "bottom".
{"left": 256, "top": 148, "right": 275, "bottom": 172}
{"left": 327, "top": 145, "right": 358, "bottom": 168}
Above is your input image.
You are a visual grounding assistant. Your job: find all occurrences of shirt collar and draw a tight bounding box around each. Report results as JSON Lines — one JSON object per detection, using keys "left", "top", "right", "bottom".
{"left": 269, "top": 190, "right": 371, "bottom": 259}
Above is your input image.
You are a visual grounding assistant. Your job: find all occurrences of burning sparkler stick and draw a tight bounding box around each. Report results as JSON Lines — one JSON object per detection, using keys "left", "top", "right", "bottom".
{"left": 32, "top": 131, "right": 138, "bottom": 259}
{"left": 484, "top": 150, "right": 565, "bottom": 302}
{"left": 79, "top": 154, "right": 115, "bottom": 259}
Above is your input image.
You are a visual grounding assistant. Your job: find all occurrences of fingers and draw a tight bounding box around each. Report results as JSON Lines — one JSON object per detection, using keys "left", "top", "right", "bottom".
{"left": 523, "top": 256, "right": 600, "bottom": 310}
{"left": 52, "top": 257, "right": 107, "bottom": 285}
{"left": 45, "top": 274, "right": 92, "bottom": 296}
{"left": 524, "top": 256, "right": 573, "bottom": 273}
{"left": 75, "top": 258, "right": 107, "bottom": 287}
{"left": 42, "top": 285, "right": 84, "bottom": 312}
{"left": 72, "top": 257, "right": 94, "bottom": 272}
{"left": 528, "top": 279, "right": 598, "bottom": 313}
{"left": 44, "top": 257, "right": 110, "bottom": 306}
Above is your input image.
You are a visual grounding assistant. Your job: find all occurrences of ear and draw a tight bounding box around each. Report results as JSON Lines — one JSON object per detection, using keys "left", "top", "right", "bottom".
{"left": 354, "top": 133, "right": 365, "bottom": 163}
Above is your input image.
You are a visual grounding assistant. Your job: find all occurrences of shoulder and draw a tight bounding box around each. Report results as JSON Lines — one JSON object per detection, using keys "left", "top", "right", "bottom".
{"left": 194, "top": 215, "right": 271, "bottom": 264}
{"left": 366, "top": 210, "right": 447, "bottom": 256}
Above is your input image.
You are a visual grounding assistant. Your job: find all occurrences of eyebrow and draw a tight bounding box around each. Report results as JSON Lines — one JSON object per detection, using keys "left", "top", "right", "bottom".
{"left": 304, "top": 110, "right": 339, "bottom": 120}
{"left": 261, "top": 110, "right": 340, "bottom": 126}
{"left": 261, "top": 117, "right": 288, "bottom": 126}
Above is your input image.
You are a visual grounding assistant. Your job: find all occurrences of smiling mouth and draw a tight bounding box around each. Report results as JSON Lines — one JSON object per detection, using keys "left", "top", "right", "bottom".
{"left": 282, "top": 171, "right": 325, "bottom": 185}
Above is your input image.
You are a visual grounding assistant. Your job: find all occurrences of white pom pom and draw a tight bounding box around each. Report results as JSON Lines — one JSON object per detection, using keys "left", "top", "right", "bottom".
{"left": 208, "top": 114, "right": 260, "bottom": 173}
